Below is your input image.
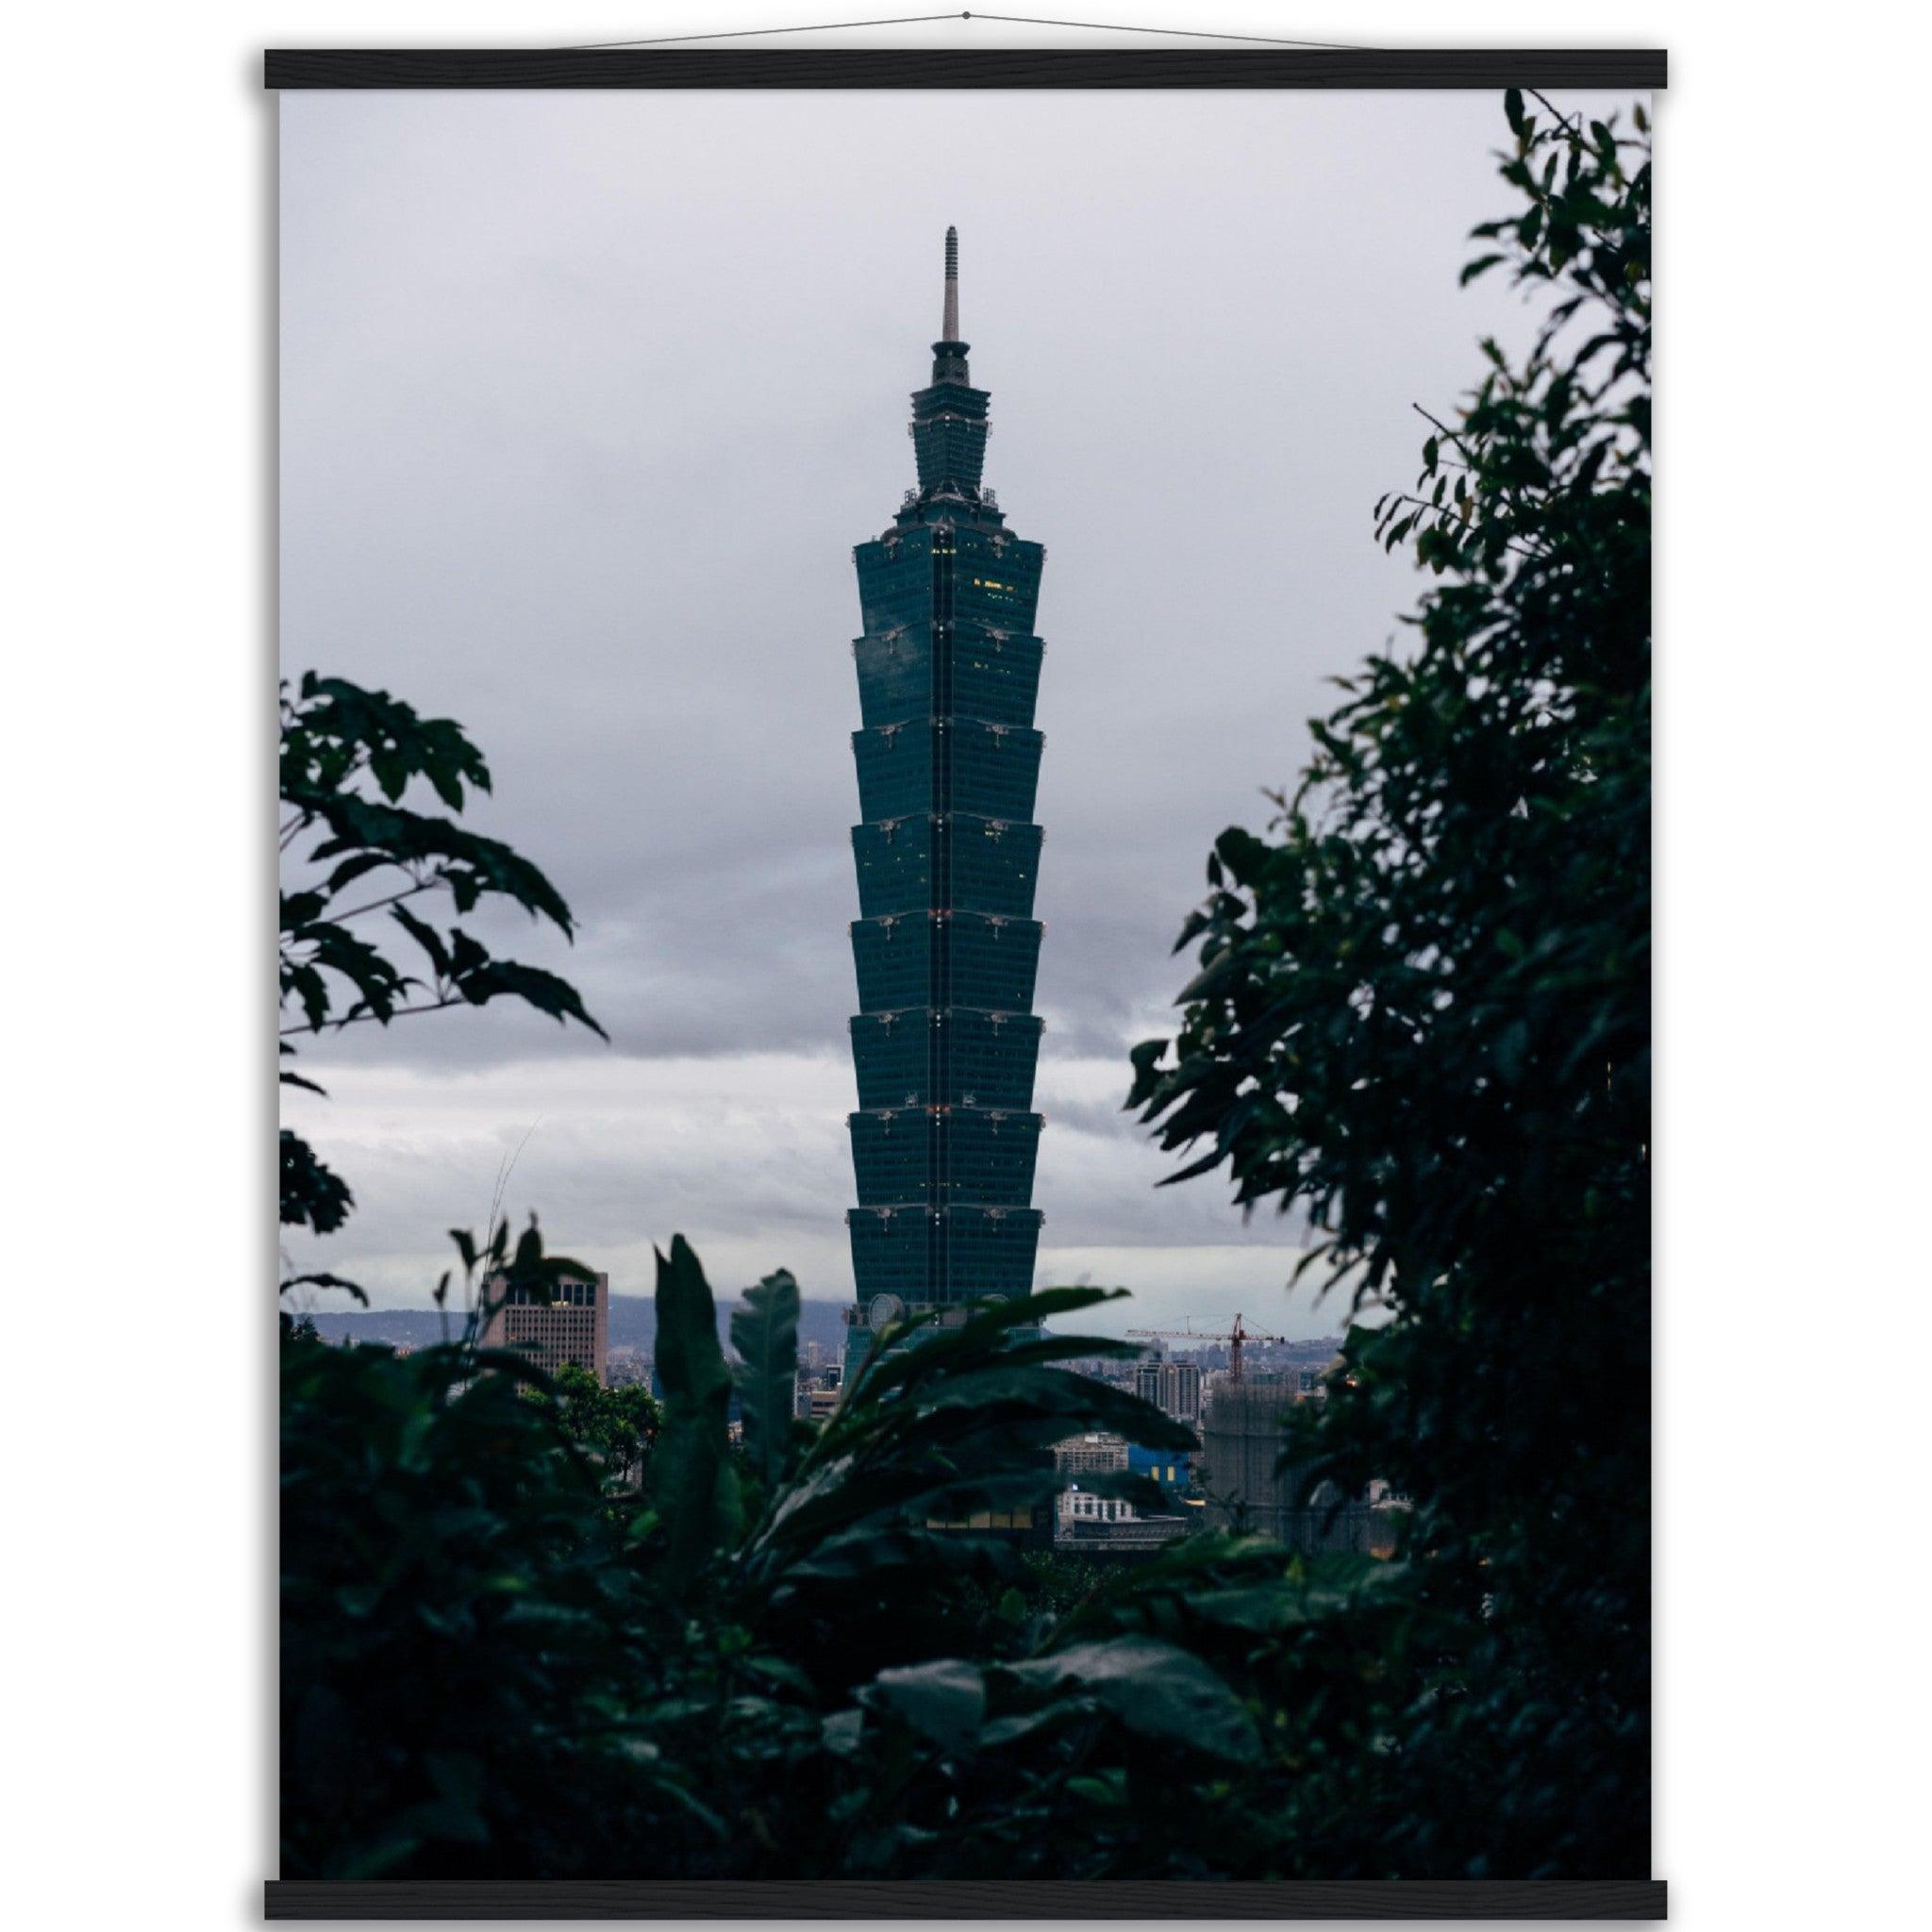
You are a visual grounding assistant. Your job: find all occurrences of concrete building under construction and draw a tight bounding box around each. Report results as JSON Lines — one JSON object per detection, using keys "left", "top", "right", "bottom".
{"left": 1197, "top": 1374, "right": 1397, "bottom": 1555}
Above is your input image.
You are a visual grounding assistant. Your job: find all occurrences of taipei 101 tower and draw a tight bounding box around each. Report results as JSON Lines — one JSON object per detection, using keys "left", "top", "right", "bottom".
{"left": 841, "top": 229, "right": 1049, "bottom": 1374}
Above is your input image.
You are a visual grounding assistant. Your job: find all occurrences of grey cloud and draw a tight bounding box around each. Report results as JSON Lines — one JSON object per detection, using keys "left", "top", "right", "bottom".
{"left": 281, "top": 1049, "right": 1310, "bottom": 1324}
{"left": 281, "top": 87, "right": 1628, "bottom": 1303}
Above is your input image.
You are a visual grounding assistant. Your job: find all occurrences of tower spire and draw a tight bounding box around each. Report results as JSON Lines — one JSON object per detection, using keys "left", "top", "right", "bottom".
{"left": 930, "top": 225, "right": 970, "bottom": 386}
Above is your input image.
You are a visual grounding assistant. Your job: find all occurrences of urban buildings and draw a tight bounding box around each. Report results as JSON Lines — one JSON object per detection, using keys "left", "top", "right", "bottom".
{"left": 1054, "top": 1431, "right": 1130, "bottom": 1478}
{"left": 605, "top": 1344, "right": 651, "bottom": 1389}
{"left": 800, "top": 1387, "right": 842, "bottom": 1425}
{"left": 1134, "top": 1357, "right": 1204, "bottom": 1425}
{"left": 794, "top": 1346, "right": 844, "bottom": 1424}
{"left": 1052, "top": 1431, "right": 1194, "bottom": 1553}
{"left": 1127, "top": 1441, "right": 1192, "bottom": 1498}
{"left": 1198, "top": 1374, "right": 1401, "bottom": 1555}
{"left": 1056, "top": 1491, "right": 1191, "bottom": 1551}
{"left": 841, "top": 229, "right": 1050, "bottom": 1375}
{"left": 479, "top": 1271, "right": 609, "bottom": 1381}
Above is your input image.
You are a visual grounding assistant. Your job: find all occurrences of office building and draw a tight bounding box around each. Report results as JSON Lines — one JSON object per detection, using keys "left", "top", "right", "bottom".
{"left": 479, "top": 1271, "right": 608, "bottom": 1381}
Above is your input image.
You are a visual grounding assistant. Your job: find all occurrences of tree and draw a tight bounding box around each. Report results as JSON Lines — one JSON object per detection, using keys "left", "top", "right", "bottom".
{"left": 281, "top": 1244, "right": 1236, "bottom": 1880}
{"left": 1127, "top": 92, "right": 1651, "bottom": 1875}
{"left": 278, "top": 673, "right": 604, "bottom": 1298}
{"left": 540, "top": 1363, "right": 661, "bottom": 1489}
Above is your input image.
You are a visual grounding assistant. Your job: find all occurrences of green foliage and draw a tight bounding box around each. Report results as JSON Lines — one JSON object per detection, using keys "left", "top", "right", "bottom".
{"left": 540, "top": 1363, "right": 661, "bottom": 1490}
{"left": 1127, "top": 95, "right": 1651, "bottom": 1876}
{"left": 434, "top": 1212, "right": 602, "bottom": 1350}
{"left": 278, "top": 672, "right": 602, "bottom": 1297}
{"left": 730, "top": 1268, "right": 801, "bottom": 1492}
{"left": 648, "top": 1237, "right": 744, "bottom": 1585}
{"left": 280, "top": 1336, "right": 675, "bottom": 1878}
{"left": 279, "top": 1127, "right": 355, "bottom": 1240}
{"left": 283, "top": 1253, "right": 1251, "bottom": 1880}
{"left": 739, "top": 1291, "right": 1183, "bottom": 1634}
{"left": 466, "top": 1213, "right": 598, "bottom": 1308}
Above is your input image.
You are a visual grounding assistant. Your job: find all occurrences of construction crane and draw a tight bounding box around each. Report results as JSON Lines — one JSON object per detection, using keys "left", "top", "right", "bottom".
{"left": 1124, "top": 1313, "right": 1290, "bottom": 1386}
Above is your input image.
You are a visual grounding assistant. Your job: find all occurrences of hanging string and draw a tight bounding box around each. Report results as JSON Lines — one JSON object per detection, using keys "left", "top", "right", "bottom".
{"left": 967, "top": 13, "right": 1361, "bottom": 48}
{"left": 560, "top": 11, "right": 1366, "bottom": 53}
{"left": 564, "top": 13, "right": 964, "bottom": 49}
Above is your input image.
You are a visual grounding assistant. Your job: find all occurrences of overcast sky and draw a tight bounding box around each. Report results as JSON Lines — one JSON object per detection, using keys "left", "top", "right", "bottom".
{"left": 278, "top": 85, "right": 1632, "bottom": 1336}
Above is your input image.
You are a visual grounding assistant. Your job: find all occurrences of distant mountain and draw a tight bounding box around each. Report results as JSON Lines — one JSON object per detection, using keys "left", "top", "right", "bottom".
{"left": 302, "top": 1294, "right": 852, "bottom": 1357}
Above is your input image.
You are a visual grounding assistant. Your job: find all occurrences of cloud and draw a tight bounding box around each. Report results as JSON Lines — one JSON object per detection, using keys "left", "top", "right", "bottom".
{"left": 281, "top": 1049, "right": 1318, "bottom": 1329}
{"left": 280, "top": 86, "right": 1628, "bottom": 1319}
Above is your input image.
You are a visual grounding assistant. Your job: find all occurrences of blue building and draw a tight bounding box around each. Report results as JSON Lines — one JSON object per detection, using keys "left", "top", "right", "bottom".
{"left": 842, "top": 230, "right": 1049, "bottom": 1375}
{"left": 1128, "top": 1442, "right": 1192, "bottom": 1500}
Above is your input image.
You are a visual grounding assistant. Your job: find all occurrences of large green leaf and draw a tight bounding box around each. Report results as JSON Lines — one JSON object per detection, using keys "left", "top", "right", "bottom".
{"left": 831, "top": 1285, "right": 1129, "bottom": 1418}
{"left": 909, "top": 1363, "right": 1196, "bottom": 1451}
{"left": 777, "top": 1523, "right": 1020, "bottom": 1587}
{"left": 731, "top": 1268, "right": 800, "bottom": 1491}
{"left": 648, "top": 1235, "right": 741, "bottom": 1583}
{"left": 1184, "top": 1559, "right": 1407, "bottom": 1634}
{"left": 867, "top": 1657, "right": 986, "bottom": 1755}
{"left": 1004, "top": 1637, "right": 1260, "bottom": 1764}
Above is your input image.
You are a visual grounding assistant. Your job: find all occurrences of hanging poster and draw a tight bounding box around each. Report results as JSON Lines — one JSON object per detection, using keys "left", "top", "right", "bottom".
{"left": 272, "top": 35, "right": 1664, "bottom": 1920}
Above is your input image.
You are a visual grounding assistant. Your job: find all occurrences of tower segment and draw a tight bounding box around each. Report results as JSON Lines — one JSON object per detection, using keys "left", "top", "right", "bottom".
{"left": 842, "top": 229, "right": 1049, "bottom": 1372}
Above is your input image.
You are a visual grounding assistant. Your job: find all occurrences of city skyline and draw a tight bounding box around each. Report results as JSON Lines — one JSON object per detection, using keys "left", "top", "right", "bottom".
{"left": 276, "top": 87, "right": 1627, "bottom": 1332}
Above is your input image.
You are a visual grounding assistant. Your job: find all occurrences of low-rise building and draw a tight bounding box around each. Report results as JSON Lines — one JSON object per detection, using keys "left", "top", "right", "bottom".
{"left": 1127, "top": 1441, "right": 1191, "bottom": 1498}
{"left": 1057, "top": 1489, "right": 1192, "bottom": 1554}
{"left": 1058, "top": 1489, "right": 1139, "bottom": 1529}
{"left": 1053, "top": 1431, "right": 1130, "bottom": 1476}
{"left": 1054, "top": 1432, "right": 1196, "bottom": 1554}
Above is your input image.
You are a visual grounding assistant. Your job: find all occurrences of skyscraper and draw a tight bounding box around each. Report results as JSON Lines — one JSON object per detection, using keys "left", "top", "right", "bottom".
{"left": 842, "top": 230, "right": 1048, "bottom": 1374}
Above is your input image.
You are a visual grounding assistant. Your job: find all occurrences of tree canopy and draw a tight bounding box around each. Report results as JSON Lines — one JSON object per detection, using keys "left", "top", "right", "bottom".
{"left": 1128, "top": 90, "right": 1651, "bottom": 1874}
{"left": 278, "top": 672, "right": 603, "bottom": 1297}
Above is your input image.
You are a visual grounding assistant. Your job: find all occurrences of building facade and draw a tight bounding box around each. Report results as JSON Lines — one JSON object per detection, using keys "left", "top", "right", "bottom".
{"left": 1053, "top": 1431, "right": 1130, "bottom": 1478}
{"left": 1134, "top": 1357, "right": 1204, "bottom": 1426}
{"left": 479, "top": 1271, "right": 609, "bottom": 1381}
{"left": 842, "top": 229, "right": 1050, "bottom": 1374}
{"left": 1127, "top": 1441, "right": 1192, "bottom": 1497}
{"left": 1198, "top": 1374, "right": 1400, "bottom": 1554}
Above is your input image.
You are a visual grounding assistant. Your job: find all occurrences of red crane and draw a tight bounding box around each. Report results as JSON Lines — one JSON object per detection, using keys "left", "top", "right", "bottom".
{"left": 1124, "top": 1312, "right": 1290, "bottom": 1385}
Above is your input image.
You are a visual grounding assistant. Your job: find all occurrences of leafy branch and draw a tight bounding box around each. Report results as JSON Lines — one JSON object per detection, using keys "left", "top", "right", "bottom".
{"left": 277, "top": 672, "right": 606, "bottom": 1294}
